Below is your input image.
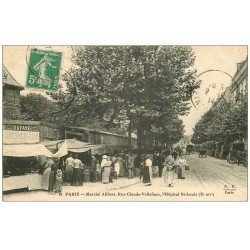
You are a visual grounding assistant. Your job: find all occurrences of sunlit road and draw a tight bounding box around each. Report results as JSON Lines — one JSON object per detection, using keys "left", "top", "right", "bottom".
{"left": 3, "top": 154, "right": 247, "bottom": 201}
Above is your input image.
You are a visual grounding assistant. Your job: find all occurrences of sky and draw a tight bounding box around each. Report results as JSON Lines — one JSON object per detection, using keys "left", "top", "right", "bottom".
{"left": 3, "top": 45, "right": 248, "bottom": 135}
{"left": 182, "top": 46, "right": 247, "bottom": 135}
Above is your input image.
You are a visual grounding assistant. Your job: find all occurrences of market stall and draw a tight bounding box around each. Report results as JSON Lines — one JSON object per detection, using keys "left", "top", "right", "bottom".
{"left": 3, "top": 143, "right": 54, "bottom": 192}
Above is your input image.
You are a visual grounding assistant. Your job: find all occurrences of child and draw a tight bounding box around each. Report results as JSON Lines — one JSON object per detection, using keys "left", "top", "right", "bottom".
{"left": 54, "top": 169, "right": 63, "bottom": 195}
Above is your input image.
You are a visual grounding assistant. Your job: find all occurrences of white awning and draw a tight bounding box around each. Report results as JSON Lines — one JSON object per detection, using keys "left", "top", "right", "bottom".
{"left": 3, "top": 143, "right": 54, "bottom": 157}
{"left": 68, "top": 147, "right": 91, "bottom": 153}
{"left": 53, "top": 140, "right": 68, "bottom": 158}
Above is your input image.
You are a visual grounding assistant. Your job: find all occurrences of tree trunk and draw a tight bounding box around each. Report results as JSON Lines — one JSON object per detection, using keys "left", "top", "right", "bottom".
{"left": 137, "top": 120, "right": 143, "bottom": 152}
{"left": 128, "top": 120, "right": 132, "bottom": 147}
{"left": 137, "top": 117, "right": 152, "bottom": 153}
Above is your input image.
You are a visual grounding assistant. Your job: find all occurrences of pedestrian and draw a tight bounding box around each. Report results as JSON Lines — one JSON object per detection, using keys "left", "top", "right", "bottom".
{"left": 107, "top": 156, "right": 114, "bottom": 183}
{"left": 158, "top": 151, "right": 165, "bottom": 178}
{"left": 53, "top": 169, "right": 63, "bottom": 195}
{"left": 41, "top": 157, "right": 54, "bottom": 191}
{"left": 163, "top": 156, "right": 175, "bottom": 187}
{"left": 111, "top": 154, "right": 117, "bottom": 164}
{"left": 117, "top": 153, "right": 125, "bottom": 177}
{"left": 101, "top": 155, "right": 111, "bottom": 184}
{"left": 172, "top": 150, "right": 178, "bottom": 161}
{"left": 152, "top": 152, "right": 159, "bottom": 177}
{"left": 72, "top": 154, "right": 84, "bottom": 186}
{"left": 90, "top": 154, "right": 98, "bottom": 171}
{"left": 175, "top": 158, "right": 185, "bottom": 180}
{"left": 90, "top": 154, "right": 98, "bottom": 182}
{"left": 143, "top": 155, "right": 153, "bottom": 186}
{"left": 126, "top": 153, "right": 134, "bottom": 179}
{"left": 114, "top": 160, "right": 120, "bottom": 179}
{"left": 64, "top": 153, "right": 74, "bottom": 185}
{"left": 178, "top": 148, "right": 183, "bottom": 157}
{"left": 178, "top": 156, "right": 189, "bottom": 169}
{"left": 48, "top": 158, "right": 59, "bottom": 194}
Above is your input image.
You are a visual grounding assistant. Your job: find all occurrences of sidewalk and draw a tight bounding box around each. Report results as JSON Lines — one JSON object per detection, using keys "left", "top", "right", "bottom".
{"left": 3, "top": 177, "right": 142, "bottom": 201}
{"left": 65, "top": 177, "right": 142, "bottom": 192}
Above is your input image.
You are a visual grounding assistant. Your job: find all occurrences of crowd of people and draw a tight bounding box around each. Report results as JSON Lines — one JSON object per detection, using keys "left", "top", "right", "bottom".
{"left": 40, "top": 151, "right": 137, "bottom": 194}
{"left": 40, "top": 148, "right": 189, "bottom": 194}
{"left": 139, "top": 150, "right": 188, "bottom": 187}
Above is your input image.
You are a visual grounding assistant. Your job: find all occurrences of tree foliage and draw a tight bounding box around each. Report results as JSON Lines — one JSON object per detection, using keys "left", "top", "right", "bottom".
{"left": 50, "top": 46, "right": 200, "bottom": 144}
{"left": 191, "top": 92, "right": 247, "bottom": 144}
{"left": 20, "top": 93, "right": 58, "bottom": 122}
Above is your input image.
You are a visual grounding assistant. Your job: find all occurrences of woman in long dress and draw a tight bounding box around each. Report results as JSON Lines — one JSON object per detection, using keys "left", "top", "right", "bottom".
{"left": 163, "top": 156, "right": 175, "bottom": 187}
{"left": 177, "top": 156, "right": 187, "bottom": 179}
{"left": 101, "top": 155, "right": 111, "bottom": 184}
{"left": 72, "top": 154, "right": 84, "bottom": 186}
{"left": 41, "top": 158, "right": 54, "bottom": 191}
{"left": 48, "top": 158, "right": 59, "bottom": 193}
{"left": 143, "top": 155, "right": 153, "bottom": 186}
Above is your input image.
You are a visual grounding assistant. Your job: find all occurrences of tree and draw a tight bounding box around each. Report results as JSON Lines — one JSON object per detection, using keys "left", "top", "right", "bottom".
{"left": 20, "top": 93, "right": 59, "bottom": 122}
{"left": 51, "top": 46, "right": 200, "bottom": 147}
{"left": 153, "top": 114, "right": 185, "bottom": 146}
{"left": 191, "top": 91, "right": 247, "bottom": 145}
{"left": 223, "top": 93, "right": 247, "bottom": 141}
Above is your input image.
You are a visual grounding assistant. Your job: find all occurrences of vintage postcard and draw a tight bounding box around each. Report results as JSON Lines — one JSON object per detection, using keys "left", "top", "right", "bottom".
{"left": 2, "top": 45, "right": 248, "bottom": 201}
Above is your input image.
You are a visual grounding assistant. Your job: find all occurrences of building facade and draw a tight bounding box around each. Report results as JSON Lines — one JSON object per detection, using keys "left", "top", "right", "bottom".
{"left": 3, "top": 119, "right": 64, "bottom": 144}
{"left": 231, "top": 57, "right": 248, "bottom": 150}
{"left": 3, "top": 66, "right": 24, "bottom": 119}
{"left": 65, "top": 126, "right": 137, "bottom": 150}
{"left": 231, "top": 57, "right": 248, "bottom": 102}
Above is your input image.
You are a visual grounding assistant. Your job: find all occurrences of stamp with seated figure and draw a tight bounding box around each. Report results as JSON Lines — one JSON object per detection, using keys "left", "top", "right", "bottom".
{"left": 26, "top": 48, "right": 62, "bottom": 91}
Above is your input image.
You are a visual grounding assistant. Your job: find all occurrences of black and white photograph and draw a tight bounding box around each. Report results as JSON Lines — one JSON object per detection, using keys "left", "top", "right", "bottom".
{"left": 1, "top": 2, "right": 250, "bottom": 250}
{"left": 2, "top": 45, "right": 248, "bottom": 201}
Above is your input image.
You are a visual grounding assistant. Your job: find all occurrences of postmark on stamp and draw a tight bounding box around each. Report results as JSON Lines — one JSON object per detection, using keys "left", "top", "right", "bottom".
{"left": 26, "top": 48, "right": 62, "bottom": 91}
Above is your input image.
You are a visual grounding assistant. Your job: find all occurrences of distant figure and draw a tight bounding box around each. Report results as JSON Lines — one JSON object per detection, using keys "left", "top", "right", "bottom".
{"left": 178, "top": 148, "right": 183, "bottom": 157}
{"left": 114, "top": 160, "right": 120, "bottom": 179}
{"left": 53, "top": 169, "right": 63, "bottom": 195}
{"left": 91, "top": 154, "right": 98, "bottom": 171}
{"left": 64, "top": 153, "right": 74, "bottom": 185}
{"left": 158, "top": 152, "right": 165, "bottom": 178}
{"left": 41, "top": 158, "right": 54, "bottom": 191}
{"left": 111, "top": 155, "right": 117, "bottom": 164}
{"left": 163, "top": 156, "right": 175, "bottom": 187}
{"left": 176, "top": 156, "right": 187, "bottom": 179}
{"left": 126, "top": 153, "right": 134, "bottom": 179}
{"left": 152, "top": 152, "right": 159, "bottom": 167}
{"left": 172, "top": 150, "right": 178, "bottom": 161}
{"left": 48, "top": 158, "right": 59, "bottom": 194}
{"left": 117, "top": 154, "right": 125, "bottom": 177}
{"left": 72, "top": 154, "right": 84, "bottom": 186}
{"left": 101, "top": 155, "right": 111, "bottom": 184}
{"left": 143, "top": 155, "right": 153, "bottom": 186}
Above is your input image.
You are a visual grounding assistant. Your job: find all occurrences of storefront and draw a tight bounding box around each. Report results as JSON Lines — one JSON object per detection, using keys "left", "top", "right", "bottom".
{"left": 2, "top": 120, "right": 60, "bottom": 192}
{"left": 3, "top": 143, "right": 54, "bottom": 192}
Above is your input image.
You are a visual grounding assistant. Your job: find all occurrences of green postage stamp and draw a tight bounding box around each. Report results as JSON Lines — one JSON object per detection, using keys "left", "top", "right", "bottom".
{"left": 26, "top": 48, "right": 62, "bottom": 91}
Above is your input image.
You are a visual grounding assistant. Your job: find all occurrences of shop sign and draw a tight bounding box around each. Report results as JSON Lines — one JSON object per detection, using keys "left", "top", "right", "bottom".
{"left": 3, "top": 125, "right": 40, "bottom": 144}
